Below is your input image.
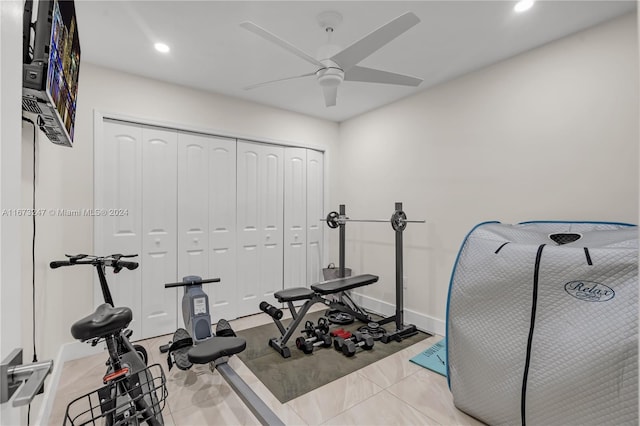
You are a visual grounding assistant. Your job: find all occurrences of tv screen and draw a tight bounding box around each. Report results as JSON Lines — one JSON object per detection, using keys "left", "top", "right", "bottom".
{"left": 45, "top": 0, "right": 80, "bottom": 143}
{"left": 22, "top": 0, "right": 80, "bottom": 147}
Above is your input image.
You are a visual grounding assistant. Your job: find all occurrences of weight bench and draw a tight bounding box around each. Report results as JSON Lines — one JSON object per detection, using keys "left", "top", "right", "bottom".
{"left": 260, "top": 274, "right": 379, "bottom": 358}
{"left": 188, "top": 336, "right": 284, "bottom": 426}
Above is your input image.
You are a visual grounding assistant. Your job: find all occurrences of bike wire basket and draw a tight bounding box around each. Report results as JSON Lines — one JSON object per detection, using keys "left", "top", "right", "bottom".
{"left": 64, "top": 363, "right": 167, "bottom": 425}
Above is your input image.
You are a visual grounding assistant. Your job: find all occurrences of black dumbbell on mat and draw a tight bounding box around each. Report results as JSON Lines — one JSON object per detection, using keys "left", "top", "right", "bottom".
{"left": 295, "top": 334, "right": 332, "bottom": 354}
{"left": 334, "top": 332, "right": 374, "bottom": 356}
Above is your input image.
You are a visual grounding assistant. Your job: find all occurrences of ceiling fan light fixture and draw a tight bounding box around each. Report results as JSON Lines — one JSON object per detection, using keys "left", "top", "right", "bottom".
{"left": 154, "top": 42, "right": 170, "bottom": 53}
{"left": 514, "top": 0, "right": 535, "bottom": 13}
{"left": 317, "top": 67, "right": 344, "bottom": 87}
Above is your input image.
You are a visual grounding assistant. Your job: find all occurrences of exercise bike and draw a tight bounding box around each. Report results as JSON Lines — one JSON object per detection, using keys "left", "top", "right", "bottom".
{"left": 161, "top": 275, "right": 284, "bottom": 426}
{"left": 50, "top": 254, "right": 167, "bottom": 426}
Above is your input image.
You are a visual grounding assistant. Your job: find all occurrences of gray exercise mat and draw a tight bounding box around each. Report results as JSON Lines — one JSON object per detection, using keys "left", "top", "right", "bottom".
{"left": 235, "top": 310, "right": 429, "bottom": 403}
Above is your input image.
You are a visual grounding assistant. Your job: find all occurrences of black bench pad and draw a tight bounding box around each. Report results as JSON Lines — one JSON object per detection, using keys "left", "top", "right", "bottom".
{"left": 311, "top": 274, "right": 379, "bottom": 295}
{"left": 188, "top": 337, "right": 247, "bottom": 364}
{"left": 274, "top": 287, "right": 315, "bottom": 302}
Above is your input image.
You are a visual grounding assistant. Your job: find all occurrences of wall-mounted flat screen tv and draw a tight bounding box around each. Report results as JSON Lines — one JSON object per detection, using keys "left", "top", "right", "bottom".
{"left": 22, "top": 0, "right": 80, "bottom": 147}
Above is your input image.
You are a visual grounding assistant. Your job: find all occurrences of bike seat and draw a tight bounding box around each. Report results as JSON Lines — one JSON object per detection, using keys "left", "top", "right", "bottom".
{"left": 70, "top": 303, "right": 133, "bottom": 341}
{"left": 188, "top": 337, "right": 246, "bottom": 364}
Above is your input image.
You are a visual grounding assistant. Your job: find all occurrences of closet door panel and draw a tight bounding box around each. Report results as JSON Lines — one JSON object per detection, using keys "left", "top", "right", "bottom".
{"left": 141, "top": 128, "right": 178, "bottom": 338}
{"left": 178, "top": 134, "right": 210, "bottom": 281}
{"left": 306, "top": 150, "right": 324, "bottom": 285}
{"left": 259, "top": 146, "right": 284, "bottom": 303}
{"left": 237, "top": 143, "right": 262, "bottom": 315}
{"left": 209, "top": 138, "right": 237, "bottom": 323}
{"left": 237, "top": 142, "right": 284, "bottom": 316}
{"left": 97, "top": 120, "right": 143, "bottom": 338}
{"left": 284, "top": 148, "right": 307, "bottom": 288}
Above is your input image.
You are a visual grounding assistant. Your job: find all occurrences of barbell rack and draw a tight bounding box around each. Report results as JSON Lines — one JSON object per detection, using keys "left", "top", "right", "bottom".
{"left": 323, "top": 202, "right": 428, "bottom": 343}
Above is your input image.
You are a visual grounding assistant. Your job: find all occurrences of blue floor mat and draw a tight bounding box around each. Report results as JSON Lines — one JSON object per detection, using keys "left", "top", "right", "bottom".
{"left": 410, "top": 338, "right": 447, "bottom": 377}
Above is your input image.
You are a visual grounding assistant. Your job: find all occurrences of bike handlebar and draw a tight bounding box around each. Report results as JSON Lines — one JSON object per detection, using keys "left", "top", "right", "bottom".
{"left": 164, "top": 278, "right": 220, "bottom": 288}
{"left": 49, "top": 260, "right": 72, "bottom": 269}
{"left": 118, "top": 260, "right": 139, "bottom": 271}
{"left": 49, "top": 255, "right": 139, "bottom": 272}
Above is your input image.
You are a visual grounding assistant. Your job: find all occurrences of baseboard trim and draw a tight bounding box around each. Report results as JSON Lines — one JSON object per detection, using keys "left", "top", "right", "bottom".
{"left": 34, "top": 341, "right": 105, "bottom": 425}
{"left": 351, "top": 292, "right": 445, "bottom": 337}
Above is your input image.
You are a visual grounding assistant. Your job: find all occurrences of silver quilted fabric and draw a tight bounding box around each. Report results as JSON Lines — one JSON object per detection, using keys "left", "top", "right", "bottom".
{"left": 447, "top": 222, "right": 638, "bottom": 426}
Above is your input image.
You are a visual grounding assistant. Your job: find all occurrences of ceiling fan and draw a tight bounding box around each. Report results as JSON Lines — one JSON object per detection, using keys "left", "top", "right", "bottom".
{"left": 240, "top": 11, "right": 423, "bottom": 107}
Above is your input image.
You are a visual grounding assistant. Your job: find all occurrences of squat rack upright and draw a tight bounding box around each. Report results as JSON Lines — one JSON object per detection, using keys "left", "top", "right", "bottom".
{"left": 325, "top": 202, "right": 427, "bottom": 342}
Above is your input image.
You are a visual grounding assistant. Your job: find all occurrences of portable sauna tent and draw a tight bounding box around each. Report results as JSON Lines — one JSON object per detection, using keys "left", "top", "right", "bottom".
{"left": 446, "top": 221, "right": 638, "bottom": 425}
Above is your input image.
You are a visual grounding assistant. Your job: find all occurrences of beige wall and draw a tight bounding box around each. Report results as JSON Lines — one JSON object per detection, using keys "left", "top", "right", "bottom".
{"left": 336, "top": 13, "right": 638, "bottom": 331}
{"left": 21, "top": 64, "right": 339, "bottom": 360}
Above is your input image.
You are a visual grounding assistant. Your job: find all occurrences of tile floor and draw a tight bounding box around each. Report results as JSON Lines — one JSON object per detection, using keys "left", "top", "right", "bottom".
{"left": 48, "top": 311, "right": 484, "bottom": 425}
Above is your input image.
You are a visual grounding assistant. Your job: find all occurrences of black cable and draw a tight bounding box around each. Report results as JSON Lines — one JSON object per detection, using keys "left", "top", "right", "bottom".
{"left": 23, "top": 117, "right": 38, "bottom": 363}
{"left": 32, "top": 122, "right": 37, "bottom": 364}
{"left": 22, "top": 117, "right": 36, "bottom": 426}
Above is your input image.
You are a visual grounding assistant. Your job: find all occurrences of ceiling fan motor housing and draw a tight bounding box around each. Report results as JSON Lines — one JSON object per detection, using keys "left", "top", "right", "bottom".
{"left": 316, "top": 62, "right": 344, "bottom": 87}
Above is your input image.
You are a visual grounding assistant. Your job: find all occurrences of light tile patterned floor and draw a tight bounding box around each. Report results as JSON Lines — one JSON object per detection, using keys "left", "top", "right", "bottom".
{"left": 48, "top": 312, "right": 482, "bottom": 425}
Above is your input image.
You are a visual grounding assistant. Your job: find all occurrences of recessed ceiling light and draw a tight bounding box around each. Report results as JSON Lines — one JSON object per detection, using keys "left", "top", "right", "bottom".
{"left": 154, "top": 42, "right": 170, "bottom": 53}
{"left": 514, "top": 0, "right": 535, "bottom": 13}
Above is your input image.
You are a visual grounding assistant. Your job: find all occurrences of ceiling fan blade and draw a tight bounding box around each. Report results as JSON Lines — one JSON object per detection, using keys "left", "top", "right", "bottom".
{"left": 244, "top": 72, "right": 316, "bottom": 90}
{"left": 344, "top": 66, "right": 422, "bottom": 87}
{"left": 331, "top": 12, "right": 420, "bottom": 71}
{"left": 322, "top": 85, "right": 338, "bottom": 107}
{"left": 240, "top": 21, "right": 325, "bottom": 69}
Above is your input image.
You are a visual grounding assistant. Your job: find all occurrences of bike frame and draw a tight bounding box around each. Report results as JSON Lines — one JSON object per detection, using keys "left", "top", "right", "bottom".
{"left": 54, "top": 255, "right": 165, "bottom": 426}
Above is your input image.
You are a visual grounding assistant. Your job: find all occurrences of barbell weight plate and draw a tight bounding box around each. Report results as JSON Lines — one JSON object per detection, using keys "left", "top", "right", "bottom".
{"left": 326, "top": 310, "right": 354, "bottom": 325}
{"left": 391, "top": 210, "right": 408, "bottom": 232}
{"left": 357, "top": 324, "right": 386, "bottom": 341}
{"left": 326, "top": 211, "right": 340, "bottom": 229}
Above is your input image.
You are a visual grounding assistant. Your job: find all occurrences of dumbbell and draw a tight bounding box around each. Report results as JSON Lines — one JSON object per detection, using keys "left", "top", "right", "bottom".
{"left": 338, "top": 332, "right": 375, "bottom": 357}
{"left": 295, "top": 334, "right": 332, "bottom": 354}
{"left": 330, "top": 328, "right": 352, "bottom": 339}
{"left": 312, "top": 317, "right": 330, "bottom": 335}
{"left": 333, "top": 331, "right": 360, "bottom": 352}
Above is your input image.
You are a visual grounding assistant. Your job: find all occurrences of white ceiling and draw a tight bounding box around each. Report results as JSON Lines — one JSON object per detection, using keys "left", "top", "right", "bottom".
{"left": 74, "top": 1, "right": 636, "bottom": 122}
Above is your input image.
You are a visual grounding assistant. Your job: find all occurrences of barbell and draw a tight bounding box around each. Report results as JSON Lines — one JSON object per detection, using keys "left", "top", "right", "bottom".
{"left": 323, "top": 210, "right": 425, "bottom": 232}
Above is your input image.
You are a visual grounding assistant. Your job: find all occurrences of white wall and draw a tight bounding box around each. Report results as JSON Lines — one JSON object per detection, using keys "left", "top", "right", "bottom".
{"left": 336, "top": 13, "right": 639, "bottom": 334}
{"left": 21, "top": 63, "right": 339, "bottom": 361}
{"left": 1, "top": 1, "right": 26, "bottom": 423}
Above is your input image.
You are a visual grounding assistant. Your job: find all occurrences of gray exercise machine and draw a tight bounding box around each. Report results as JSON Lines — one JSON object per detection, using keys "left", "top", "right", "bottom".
{"left": 161, "top": 276, "right": 284, "bottom": 426}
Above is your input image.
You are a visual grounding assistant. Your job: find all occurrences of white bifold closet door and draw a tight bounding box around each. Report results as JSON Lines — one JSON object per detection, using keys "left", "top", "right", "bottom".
{"left": 208, "top": 138, "right": 237, "bottom": 323}
{"left": 284, "top": 148, "right": 307, "bottom": 289}
{"left": 236, "top": 141, "right": 284, "bottom": 316}
{"left": 306, "top": 149, "right": 324, "bottom": 285}
{"left": 177, "top": 133, "right": 210, "bottom": 325}
{"left": 140, "top": 128, "right": 178, "bottom": 338}
{"left": 96, "top": 120, "right": 178, "bottom": 339}
{"left": 177, "top": 133, "right": 237, "bottom": 325}
{"left": 97, "top": 119, "right": 323, "bottom": 336}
